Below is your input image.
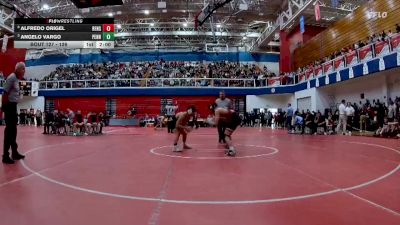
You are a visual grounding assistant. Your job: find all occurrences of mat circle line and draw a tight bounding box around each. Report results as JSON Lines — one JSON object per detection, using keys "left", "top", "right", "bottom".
{"left": 149, "top": 144, "right": 279, "bottom": 159}
{"left": 20, "top": 141, "right": 400, "bottom": 205}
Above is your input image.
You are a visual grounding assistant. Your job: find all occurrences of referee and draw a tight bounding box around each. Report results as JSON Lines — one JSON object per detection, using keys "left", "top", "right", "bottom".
{"left": 2, "top": 62, "right": 26, "bottom": 164}
{"left": 215, "top": 91, "right": 232, "bottom": 143}
{"left": 165, "top": 102, "right": 178, "bottom": 133}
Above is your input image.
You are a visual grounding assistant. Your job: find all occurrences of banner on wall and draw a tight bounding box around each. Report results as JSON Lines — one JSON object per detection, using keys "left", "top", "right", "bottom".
{"left": 334, "top": 56, "right": 344, "bottom": 71}
{"left": 363, "top": 62, "right": 369, "bottom": 75}
{"left": 379, "top": 58, "right": 385, "bottom": 71}
{"left": 31, "top": 81, "right": 39, "bottom": 97}
{"left": 345, "top": 51, "right": 357, "bottom": 66}
{"left": 314, "top": 65, "right": 323, "bottom": 77}
{"left": 375, "top": 40, "right": 390, "bottom": 57}
{"left": 359, "top": 44, "right": 373, "bottom": 62}
{"left": 349, "top": 67, "right": 354, "bottom": 79}
{"left": 267, "top": 77, "right": 281, "bottom": 87}
{"left": 1, "top": 34, "right": 8, "bottom": 53}
{"left": 391, "top": 34, "right": 400, "bottom": 51}
{"left": 298, "top": 72, "right": 306, "bottom": 82}
{"left": 305, "top": 67, "right": 314, "bottom": 80}
{"left": 323, "top": 60, "right": 334, "bottom": 74}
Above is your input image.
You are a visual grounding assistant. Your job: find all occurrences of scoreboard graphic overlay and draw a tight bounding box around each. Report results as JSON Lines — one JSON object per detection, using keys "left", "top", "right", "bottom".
{"left": 14, "top": 18, "right": 115, "bottom": 49}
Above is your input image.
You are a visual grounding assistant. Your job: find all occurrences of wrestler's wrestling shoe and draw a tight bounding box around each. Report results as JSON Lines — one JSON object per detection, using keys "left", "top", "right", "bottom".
{"left": 173, "top": 145, "right": 183, "bottom": 152}
{"left": 227, "top": 146, "right": 236, "bottom": 157}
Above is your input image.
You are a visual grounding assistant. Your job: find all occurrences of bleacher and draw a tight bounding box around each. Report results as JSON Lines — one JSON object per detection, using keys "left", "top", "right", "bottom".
{"left": 294, "top": 0, "right": 400, "bottom": 69}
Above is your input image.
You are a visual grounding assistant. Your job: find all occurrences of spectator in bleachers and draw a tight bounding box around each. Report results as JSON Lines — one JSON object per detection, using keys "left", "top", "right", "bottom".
{"left": 40, "top": 61, "right": 278, "bottom": 88}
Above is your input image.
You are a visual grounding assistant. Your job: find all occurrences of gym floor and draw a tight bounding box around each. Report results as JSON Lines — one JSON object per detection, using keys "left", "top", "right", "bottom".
{"left": 0, "top": 126, "right": 399, "bottom": 225}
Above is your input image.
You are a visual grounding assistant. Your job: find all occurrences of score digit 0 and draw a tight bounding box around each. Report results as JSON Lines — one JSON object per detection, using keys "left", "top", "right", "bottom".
{"left": 102, "top": 24, "right": 115, "bottom": 32}
{"left": 102, "top": 32, "right": 115, "bottom": 41}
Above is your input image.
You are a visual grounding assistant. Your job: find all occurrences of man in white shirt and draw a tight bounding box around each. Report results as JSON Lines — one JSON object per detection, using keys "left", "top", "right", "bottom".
{"left": 345, "top": 102, "right": 355, "bottom": 135}
{"left": 387, "top": 100, "right": 397, "bottom": 122}
{"left": 337, "top": 100, "right": 347, "bottom": 135}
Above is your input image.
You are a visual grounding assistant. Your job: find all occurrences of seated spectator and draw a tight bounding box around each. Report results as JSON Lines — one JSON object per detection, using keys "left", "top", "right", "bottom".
{"left": 293, "top": 112, "right": 305, "bottom": 134}
{"left": 374, "top": 118, "right": 385, "bottom": 136}
{"left": 54, "top": 111, "right": 67, "bottom": 135}
{"left": 304, "top": 112, "right": 316, "bottom": 134}
{"left": 73, "top": 110, "right": 85, "bottom": 134}
{"left": 326, "top": 112, "right": 336, "bottom": 134}
{"left": 65, "top": 108, "right": 75, "bottom": 134}
{"left": 86, "top": 112, "right": 99, "bottom": 134}
{"left": 314, "top": 112, "right": 327, "bottom": 135}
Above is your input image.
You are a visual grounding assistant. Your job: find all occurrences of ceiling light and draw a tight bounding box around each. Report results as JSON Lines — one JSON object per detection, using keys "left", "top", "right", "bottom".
{"left": 157, "top": 2, "right": 166, "bottom": 8}
{"left": 150, "top": 23, "right": 154, "bottom": 27}
{"left": 216, "top": 24, "right": 221, "bottom": 28}
{"left": 243, "top": 36, "right": 247, "bottom": 40}
{"left": 116, "top": 24, "right": 122, "bottom": 29}
{"left": 239, "top": 3, "right": 248, "bottom": 10}
{"left": 144, "top": 10, "right": 150, "bottom": 15}
{"left": 183, "top": 23, "right": 188, "bottom": 27}
{"left": 42, "top": 4, "right": 50, "bottom": 10}
{"left": 81, "top": 8, "right": 90, "bottom": 13}
{"left": 116, "top": 11, "right": 122, "bottom": 15}
{"left": 108, "top": 12, "right": 113, "bottom": 17}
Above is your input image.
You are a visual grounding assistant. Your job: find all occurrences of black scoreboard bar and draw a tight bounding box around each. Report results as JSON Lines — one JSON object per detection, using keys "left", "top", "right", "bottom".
{"left": 14, "top": 18, "right": 115, "bottom": 49}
